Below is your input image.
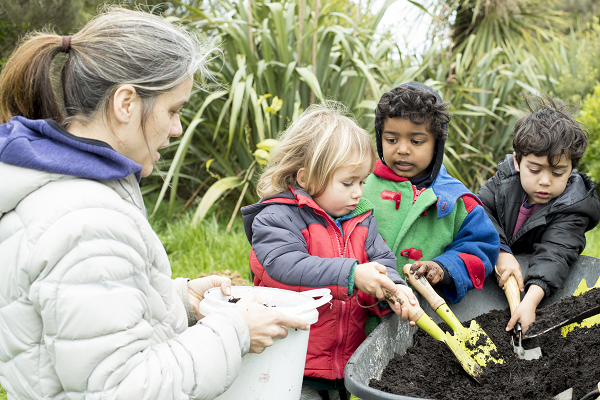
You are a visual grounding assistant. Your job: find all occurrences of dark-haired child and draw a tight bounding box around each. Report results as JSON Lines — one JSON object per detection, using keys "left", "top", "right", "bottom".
{"left": 363, "top": 82, "right": 500, "bottom": 313}
{"left": 478, "top": 95, "right": 600, "bottom": 332}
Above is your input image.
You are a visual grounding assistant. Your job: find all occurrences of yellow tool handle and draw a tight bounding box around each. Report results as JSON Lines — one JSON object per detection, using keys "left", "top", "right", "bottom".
{"left": 402, "top": 264, "right": 446, "bottom": 311}
{"left": 504, "top": 275, "right": 521, "bottom": 315}
{"left": 383, "top": 288, "right": 424, "bottom": 322}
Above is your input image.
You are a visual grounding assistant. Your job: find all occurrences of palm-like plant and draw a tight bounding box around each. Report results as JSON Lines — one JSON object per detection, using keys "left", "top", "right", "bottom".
{"left": 146, "top": 0, "right": 401, "bottom": 224}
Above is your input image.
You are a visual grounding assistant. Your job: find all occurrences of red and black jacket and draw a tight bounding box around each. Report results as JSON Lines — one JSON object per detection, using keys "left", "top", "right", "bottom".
{"left": 241, "top": 187, "right": 404, "bottom": 380}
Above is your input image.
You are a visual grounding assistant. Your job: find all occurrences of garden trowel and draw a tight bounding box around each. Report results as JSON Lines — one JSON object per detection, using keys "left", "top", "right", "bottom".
{"left": 403, "top": 264, "right": 503, "bottom": 367}
{"left": 525, "top": 277, "right": 600, "bottom": 338}
{"left": 559, "top": 276, "right": 600, "bottom": 337}
{"left": 383, "top": 288, "right": 482, "bottom": 382}
{"left": 500, "top": 273, "right": 542, "bottom": 360}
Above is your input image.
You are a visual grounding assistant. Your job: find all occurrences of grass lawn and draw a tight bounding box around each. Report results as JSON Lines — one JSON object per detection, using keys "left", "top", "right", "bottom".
{"left": 152, "top": 213, "right": 251, "bottom": 281}
{"left": 145, "top": 194, "right": 252, "bottom": 282}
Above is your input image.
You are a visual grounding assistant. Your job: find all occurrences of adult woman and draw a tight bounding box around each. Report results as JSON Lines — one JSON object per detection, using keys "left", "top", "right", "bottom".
{"left": 0, "top": 7, "right": 307, "bottom": 400}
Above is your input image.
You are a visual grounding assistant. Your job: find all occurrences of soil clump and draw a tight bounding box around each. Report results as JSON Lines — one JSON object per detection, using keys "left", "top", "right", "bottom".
{"left": 526, "top": 287, "right": 600, "bottom": 336}
{"left": 369, "top": 296, "right": 600, "bottom": 399}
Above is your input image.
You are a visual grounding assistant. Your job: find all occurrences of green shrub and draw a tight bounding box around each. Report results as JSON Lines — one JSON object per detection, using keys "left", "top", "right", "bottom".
{"left": 583, "top": 225, "right": 600, "bottom": 258}
{"left": 578, "top": 83, "right": 600, "bottom": 182}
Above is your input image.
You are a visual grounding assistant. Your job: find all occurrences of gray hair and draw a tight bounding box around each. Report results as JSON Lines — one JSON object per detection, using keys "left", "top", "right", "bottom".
{"left": 61, "top": 7, "right": 212, "bottom": 127}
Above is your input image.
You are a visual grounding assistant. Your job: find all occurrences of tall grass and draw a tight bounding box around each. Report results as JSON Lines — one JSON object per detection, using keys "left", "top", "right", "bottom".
{"left": 145, "top": 194, "right": 252, "bottom": 280}
{"left": 153, "top": 213, "right": 252, "bottom": 280}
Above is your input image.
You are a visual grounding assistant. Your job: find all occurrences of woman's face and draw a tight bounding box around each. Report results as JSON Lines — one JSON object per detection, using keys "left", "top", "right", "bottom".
{"left": 127, "top": 78, "right": 193, "bottom": 177}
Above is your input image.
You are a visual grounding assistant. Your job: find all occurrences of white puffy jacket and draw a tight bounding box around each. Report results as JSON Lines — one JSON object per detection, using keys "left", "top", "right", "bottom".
{"left": 0, "top": 162, "right": 250, "bottom": 400}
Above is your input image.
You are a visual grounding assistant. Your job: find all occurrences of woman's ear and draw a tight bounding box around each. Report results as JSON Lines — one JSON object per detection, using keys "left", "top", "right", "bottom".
{"left": 296, "top": 168, "right": 307, "bottom": 189}
{"left": 112, "top": 84, "right": 139, "bottom": 124}
{"left": 513, "top": 151, "right": 520, "bottom": 172}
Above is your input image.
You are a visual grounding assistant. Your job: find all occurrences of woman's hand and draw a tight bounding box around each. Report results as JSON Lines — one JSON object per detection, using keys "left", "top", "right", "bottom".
{"left": 410, "top": 261, "right": 444, "bottom": 285}
{"left": 506, "top": 285, "right": 545, "bottom": 333}
{"left": 354, "top": 262, "right": 401, "bottom": 301}
{"left": 234, "top": 295, "right": 309, "bottom": 353}
{"left": 188, "top": 275, "right": 232, "bottom": 320}
{"left": 496, "top": 250, "right": 524, "bottom": 291}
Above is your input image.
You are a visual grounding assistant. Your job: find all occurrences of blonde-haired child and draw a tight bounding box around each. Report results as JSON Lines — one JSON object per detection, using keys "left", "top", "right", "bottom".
{"left": 241, "top": 105, "right": 417, "bottom": 400}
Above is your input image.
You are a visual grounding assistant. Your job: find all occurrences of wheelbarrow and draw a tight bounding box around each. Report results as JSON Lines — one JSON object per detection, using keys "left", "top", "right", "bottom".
{"left": 344, "top": 254, "right": 600, "bottom": 400}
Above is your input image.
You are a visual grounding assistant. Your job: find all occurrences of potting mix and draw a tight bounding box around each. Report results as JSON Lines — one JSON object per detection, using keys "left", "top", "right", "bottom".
{"left": 369, "top": 287, "right": 600, "bottom": 400}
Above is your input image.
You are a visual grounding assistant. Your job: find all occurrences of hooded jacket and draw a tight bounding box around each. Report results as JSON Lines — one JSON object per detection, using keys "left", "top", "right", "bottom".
{"left": 477, "top": 154, "right": 600, "bottom": 297}
{"left": 0, "top": 117, "right": 250, "bottom": 400}
{"left": 363, "top": 82, "right": 500, "bottom": 303}
{"left": 241, "top": 187, "right": 403, "bottom": 381}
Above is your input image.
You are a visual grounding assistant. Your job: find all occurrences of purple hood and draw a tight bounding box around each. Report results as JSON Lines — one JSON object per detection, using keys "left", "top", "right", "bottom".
{"left": 0, "top": 117, "right": 142, "bottom": 181}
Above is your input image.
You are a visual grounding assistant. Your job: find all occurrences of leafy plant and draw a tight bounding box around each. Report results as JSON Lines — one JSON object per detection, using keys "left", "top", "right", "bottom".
{"left": 578, "top": 83, "right": 600, "bottom": 183}
{"left": 145, "top": 0, "right": 401, "bottom": 222}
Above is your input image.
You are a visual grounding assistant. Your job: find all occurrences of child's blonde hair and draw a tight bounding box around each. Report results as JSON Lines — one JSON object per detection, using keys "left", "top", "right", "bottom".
{"left": 258, "top": 104, "right": 376, "bottom": 198}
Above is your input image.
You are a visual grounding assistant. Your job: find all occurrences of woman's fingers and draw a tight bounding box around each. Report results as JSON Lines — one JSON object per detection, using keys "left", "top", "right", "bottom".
{"left": 234, "top": 296, "right": 308, "bottom": 353}
{"left": 220, "top": 278, "right": 232, "bottom": 296}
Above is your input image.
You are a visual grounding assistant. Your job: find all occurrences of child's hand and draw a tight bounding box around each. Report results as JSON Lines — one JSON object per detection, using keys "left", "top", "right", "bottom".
{"left": 495, "top": 250, "right": 524, "bottom": 291}
{"left": 410, "top": 261, "right": 444, "bottom": 285}
{"left": 354, "top": 262, "right": 401, "bottom": 301}
{"left": 387, "top": 284, "right": 418, "bottom": 327}
{"left": 506, "top": 284, "right": 545, "bottom": 333}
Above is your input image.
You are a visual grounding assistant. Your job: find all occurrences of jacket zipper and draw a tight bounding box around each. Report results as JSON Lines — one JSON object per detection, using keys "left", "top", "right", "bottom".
{"left": 334, "top": 299, "right": 346, "bottom": 379}
{"left": 320, "top": 210, "right": 367, "bottom": 379}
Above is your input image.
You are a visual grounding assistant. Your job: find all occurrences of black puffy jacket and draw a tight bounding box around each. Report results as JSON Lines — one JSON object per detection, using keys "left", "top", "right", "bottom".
{"left": 477, "top": 154, "right": 600, "bottom": 297}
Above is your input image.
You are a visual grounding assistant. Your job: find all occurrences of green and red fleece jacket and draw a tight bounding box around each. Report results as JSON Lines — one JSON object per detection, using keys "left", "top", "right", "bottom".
{"left": 363, "top": 160, "right": 500, "bottom": 303}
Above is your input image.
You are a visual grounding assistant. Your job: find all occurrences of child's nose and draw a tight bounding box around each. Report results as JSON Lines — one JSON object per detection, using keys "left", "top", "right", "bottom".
{"left": 396, "top": 140, "right": 409, "bottom": 154}
{"left": 353, "top": 186, "right": 363, "bottom": 199}
{"left": 539, "top": 172, "right": 551, "bottom": 185}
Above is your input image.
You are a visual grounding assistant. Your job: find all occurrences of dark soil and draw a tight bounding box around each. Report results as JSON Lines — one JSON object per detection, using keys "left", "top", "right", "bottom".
{"left": 369, "top": 299, "right": 600, "bottom": 399}
{"left": 227, "top": 296, "right": 273, "bottom": 307}
{"left": 526, "top": 288, "right": 600, "bottom": 337}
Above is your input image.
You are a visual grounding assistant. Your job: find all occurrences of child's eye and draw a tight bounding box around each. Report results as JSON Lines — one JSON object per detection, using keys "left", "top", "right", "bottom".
{"left": 343, "top": 182, "right": 353, "bottom": 187}
{"left": 386, "top": 138, "right": 397, "bottom": 144}
{"left": 553, "top": 172, "right": 564, "bottom": 177}
{"left": 412, "top": 140, "right": 423, "bottom": 145}
{"left": 529, "top": 169, "right": 540, "bottom": 174}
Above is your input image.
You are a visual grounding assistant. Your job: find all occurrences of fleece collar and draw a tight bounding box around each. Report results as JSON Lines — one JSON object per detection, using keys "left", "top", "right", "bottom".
{"left": 374, "top": 159, "right": 479, "bottom": 219}
{"left": 0, "top": 116, "right": 142, "bottom": 182}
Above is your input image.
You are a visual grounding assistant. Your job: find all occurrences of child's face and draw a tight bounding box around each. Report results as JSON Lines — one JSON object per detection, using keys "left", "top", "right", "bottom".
{"left": 514, "top": 153, "right": 572, "bottom": 205}
{"left": 381, "top": 117, "right": 436, "bottom": 179}
{"left": 312, "top": 157, "right": 372, "bottom": 218}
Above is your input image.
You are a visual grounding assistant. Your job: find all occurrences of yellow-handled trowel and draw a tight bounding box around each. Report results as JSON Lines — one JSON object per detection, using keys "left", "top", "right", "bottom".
{"left": 403, "top": 264, "right": 503, "bottom": 367}
{"left": 383, "top": 288, "right": 483, "bottom": 381}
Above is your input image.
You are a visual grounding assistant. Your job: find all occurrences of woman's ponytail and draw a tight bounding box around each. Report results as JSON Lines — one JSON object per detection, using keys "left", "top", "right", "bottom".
{"left": 0, "top": 33, "right": 64, "bottom": 123}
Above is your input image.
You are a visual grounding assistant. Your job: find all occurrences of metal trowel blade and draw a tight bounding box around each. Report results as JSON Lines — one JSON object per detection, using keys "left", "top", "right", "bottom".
{"left": 511, "top": 336, "right": 542, "bottom": 360}
{"left": 553, "top": 388, "right": 573, "bottom": 400}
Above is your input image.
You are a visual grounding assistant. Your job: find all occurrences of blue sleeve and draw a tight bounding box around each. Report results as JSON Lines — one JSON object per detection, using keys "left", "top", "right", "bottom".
{"left": 433, "top": 205, "right": 500, "bottom": 303}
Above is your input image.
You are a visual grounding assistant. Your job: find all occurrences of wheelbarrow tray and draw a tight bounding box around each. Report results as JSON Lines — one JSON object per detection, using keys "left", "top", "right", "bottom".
{"left": 344, "top": 255, "right": 600, "bottom": 400}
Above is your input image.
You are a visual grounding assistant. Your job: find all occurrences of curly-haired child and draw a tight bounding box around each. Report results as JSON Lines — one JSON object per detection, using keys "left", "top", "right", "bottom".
{"left": 477, "top": 95, "right": 600, "bottom": 332}
{"left": 241, "top": 105, "right": 418, "bottom": 400}
{"left": 362, "top": 82, "right": 500, "bottom": 308}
